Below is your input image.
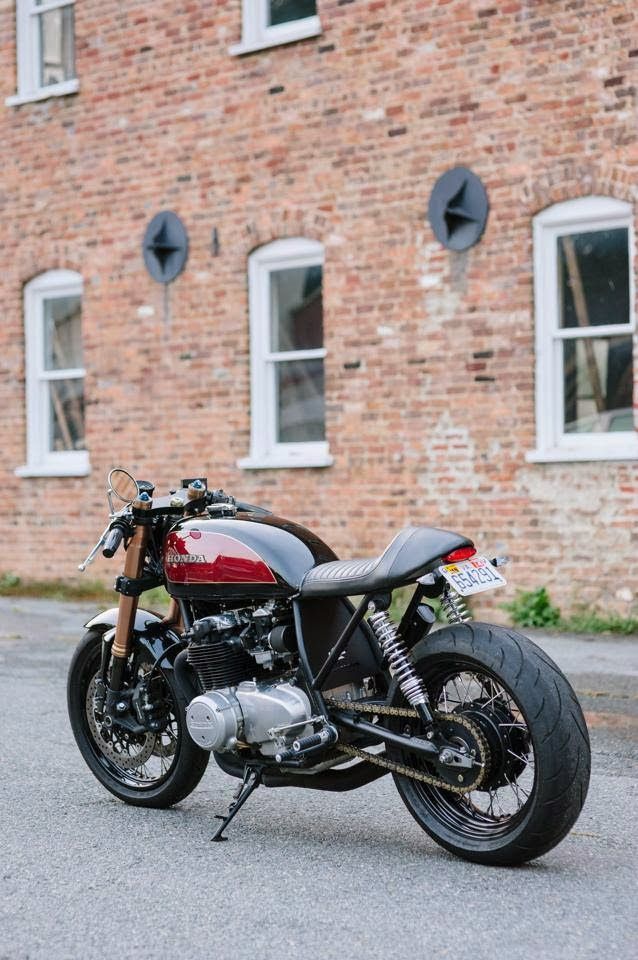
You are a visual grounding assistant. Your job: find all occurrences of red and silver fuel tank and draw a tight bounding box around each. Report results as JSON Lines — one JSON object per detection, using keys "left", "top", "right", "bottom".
{"left": 163, "top": 513, "right": 337, "bottom": 599}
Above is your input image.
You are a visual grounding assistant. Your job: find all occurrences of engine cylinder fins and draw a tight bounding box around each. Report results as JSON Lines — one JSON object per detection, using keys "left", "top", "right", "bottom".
{"left": 187, "top": 637, "right": 254, "bottom": 691}
{"left": 368, "top": 610, "right": 429, "bottom": 708}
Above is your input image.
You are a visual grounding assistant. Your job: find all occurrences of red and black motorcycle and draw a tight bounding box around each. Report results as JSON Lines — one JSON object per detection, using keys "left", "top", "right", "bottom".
{"left": 67, "top": 468, "right": 590, "bottom": 865}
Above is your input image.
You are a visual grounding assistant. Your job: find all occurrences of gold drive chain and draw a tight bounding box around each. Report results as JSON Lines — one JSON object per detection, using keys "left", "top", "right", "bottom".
{"left": 325, "top": 698, "right": 490, "bottom": 796}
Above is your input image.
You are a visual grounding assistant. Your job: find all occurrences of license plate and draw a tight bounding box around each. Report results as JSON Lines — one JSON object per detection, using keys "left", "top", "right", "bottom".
{"left": 438, "top": 556, "right": 507, "bottom": 597}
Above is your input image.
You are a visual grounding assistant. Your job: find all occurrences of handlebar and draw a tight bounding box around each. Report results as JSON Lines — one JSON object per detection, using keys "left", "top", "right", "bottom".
{"left": 102, "top": 527, "right": 124, "bottom": 559}
{"left": 102, "top": 521, "right": 129, "bottom": 559}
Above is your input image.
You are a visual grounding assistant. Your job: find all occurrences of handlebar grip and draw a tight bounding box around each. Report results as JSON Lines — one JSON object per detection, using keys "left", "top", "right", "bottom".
{"left": 102, "top": 525, "right": 125, "bottom": 559}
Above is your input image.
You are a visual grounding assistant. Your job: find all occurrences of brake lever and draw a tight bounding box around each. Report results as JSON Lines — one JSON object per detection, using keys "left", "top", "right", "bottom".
{"left": 78, "top": 524, "right": 110, "bottom": 572}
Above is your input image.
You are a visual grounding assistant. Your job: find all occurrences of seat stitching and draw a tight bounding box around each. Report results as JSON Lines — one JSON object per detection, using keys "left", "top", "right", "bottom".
{"left": 300, "top": 527, "right": 415, "bottom": 589}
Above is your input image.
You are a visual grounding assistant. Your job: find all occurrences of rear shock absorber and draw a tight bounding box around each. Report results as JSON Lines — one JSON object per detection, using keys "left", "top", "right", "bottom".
{"left": 368, "top": 604, "right": 432, "bottom": 722}
{"left": 440, "top": 586, "right": 471, "bottom": 624}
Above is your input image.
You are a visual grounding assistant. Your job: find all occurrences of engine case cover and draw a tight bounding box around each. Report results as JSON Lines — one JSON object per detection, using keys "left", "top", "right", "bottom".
{"left": 185, "top": 681, "right": 313, "bottom": 756}
{"left": 186, "top": 690, "right": 243, "bottom": 752}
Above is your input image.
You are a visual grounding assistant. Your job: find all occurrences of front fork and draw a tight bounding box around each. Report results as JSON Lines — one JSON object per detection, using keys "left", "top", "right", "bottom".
{"left": 106, "top": 495, "right": 152, "bottom": 703}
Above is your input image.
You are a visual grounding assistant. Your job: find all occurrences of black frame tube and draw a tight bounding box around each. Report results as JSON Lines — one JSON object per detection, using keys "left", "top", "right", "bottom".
{"left": 398, "top": 583, "right": 426, "bottom": 638}
{"left": 291, "top": 598, "right": 328, "bottom": 716}
{"left": 310, "top": 593, "right": 371, "bottom": 691}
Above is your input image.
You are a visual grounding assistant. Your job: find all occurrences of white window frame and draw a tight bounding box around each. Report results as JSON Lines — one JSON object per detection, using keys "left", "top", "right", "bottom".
{"left": 527, "top": 196, "right": 638, "bottom": 463}
{"left": 238, "top": 238, "right": 332, "bottom": 470}
{"left": 16, "top": 269, "right": 89, "bottom": 478}
{"left": 6, "top": 0, "right": 79, "bottom": 107}
{"left": 230, "top": 0, "right": 322, "bottom": 56}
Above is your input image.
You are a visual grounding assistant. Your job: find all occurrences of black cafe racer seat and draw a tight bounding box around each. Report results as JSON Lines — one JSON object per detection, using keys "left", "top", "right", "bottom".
{"left": 299, "top": 525, "right": 473, "bottom": 599}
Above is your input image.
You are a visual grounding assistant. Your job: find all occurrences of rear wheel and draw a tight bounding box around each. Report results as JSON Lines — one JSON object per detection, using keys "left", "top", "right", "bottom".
{"left": 68, "top": 629, "right": 209, "bottom": 807}
{"left": 390, "top": 622, "right": 590, "bottom": 865}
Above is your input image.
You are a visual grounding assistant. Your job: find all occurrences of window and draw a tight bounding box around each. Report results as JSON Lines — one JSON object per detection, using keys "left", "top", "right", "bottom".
{"left": 16, "top": 270, "right": 89, "bottom": 477}
{"left": 239, "top": 238, "right": 332, "bottom": 469}
{"left": 230, "top": 0, "right": 321, "bottom": 56}
{"left": 528, "top": 197, "right": 637, "bottom": 462}
{"left": 7, "top": 1, "right": 78, "bottom": 106}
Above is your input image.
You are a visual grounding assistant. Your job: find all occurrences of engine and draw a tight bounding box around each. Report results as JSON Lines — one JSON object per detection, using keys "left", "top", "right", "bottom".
{"left": 183, "top": 601, "right": 315, "bottom": 757}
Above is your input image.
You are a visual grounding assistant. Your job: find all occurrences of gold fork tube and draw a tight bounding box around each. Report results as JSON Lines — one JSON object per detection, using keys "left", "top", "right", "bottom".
{"left": 112, "top": 498, "right": 152, "bottom": 660}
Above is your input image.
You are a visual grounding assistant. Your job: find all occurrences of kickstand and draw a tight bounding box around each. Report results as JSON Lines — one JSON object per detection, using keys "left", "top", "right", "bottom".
{"left": 211, "top": 765, "right": 263, "bottom": 842}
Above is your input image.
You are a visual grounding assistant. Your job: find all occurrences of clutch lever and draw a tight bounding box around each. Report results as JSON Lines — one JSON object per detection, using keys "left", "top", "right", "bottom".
{"left": 78, "top": 524, "right": 110, "bottom": 572}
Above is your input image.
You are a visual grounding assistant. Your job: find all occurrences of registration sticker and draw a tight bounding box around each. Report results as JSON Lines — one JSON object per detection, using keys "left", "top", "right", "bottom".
{"left": 438, "top": 556, "right": 506, "bottom": 597}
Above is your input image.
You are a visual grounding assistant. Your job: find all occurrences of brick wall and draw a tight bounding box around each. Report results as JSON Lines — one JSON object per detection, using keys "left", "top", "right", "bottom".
{"left": 0, "top": 1, "right": 636, "bottom": 619}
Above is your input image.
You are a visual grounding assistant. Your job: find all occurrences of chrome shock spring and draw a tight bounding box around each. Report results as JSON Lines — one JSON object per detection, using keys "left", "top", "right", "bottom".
{"left": 368, "top": 609, "right": 429, "bottom": 708}
{"left": 440, "top": 587, "right": 471, "bottom": 624}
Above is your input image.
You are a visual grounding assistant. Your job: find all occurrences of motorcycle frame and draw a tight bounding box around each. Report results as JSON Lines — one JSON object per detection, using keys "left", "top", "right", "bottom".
{"left": 105, "top": 505, "right": 441, "bottom": 778}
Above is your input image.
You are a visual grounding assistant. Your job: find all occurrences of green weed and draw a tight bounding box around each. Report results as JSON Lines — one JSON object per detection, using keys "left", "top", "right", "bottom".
{"left": 561, "top": 608, "right": 638, "bottom": 637}
{"left": 502, "top": 586, "right": 561, "bottom": 628}
{"left": 503, "top": 585, "right": 638, "bottom": 635}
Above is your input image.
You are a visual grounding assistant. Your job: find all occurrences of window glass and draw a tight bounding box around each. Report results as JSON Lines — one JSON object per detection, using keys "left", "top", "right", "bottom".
{"left": 276, "top": 358, "right": 325, "bottom": 443}
{"left": 270, "top": 265, "right": 323, "bottom": 351}
{"left": 268, "top": 0, "right": 317, "bottom": 27}
{"left": 563, "top": 335, "right": 633, "bottom": 433}
{"left": 558, "top": 228, "right": 630, "bottom": 329}
{"left": 38, "top": 4, "right": 75, "bottom": 88}
{"left": 49, "top": 378, "right": 85, "bottom": 451}
{"left": 43, "top": 295, "right": 82, "bottom": 370}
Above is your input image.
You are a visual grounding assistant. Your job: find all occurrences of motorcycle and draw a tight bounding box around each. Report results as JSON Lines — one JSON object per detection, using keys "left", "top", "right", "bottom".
{"left": 67, "top": 468, "right": 591, "bottom": 865}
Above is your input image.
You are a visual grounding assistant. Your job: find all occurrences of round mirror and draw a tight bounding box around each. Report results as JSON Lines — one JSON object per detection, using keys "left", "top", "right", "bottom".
{"left": 108, "top": 468, "right": 139, "bottom": 504}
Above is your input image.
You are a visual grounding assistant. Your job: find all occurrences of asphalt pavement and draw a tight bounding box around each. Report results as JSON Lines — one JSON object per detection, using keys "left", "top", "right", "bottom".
{"left": 0, "top": 598, "right": 636, "bottom": 960}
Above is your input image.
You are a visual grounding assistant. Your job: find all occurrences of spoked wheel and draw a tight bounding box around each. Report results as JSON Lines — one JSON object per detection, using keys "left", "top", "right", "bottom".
{"left": 390, "top": 623, "right": 590, "bottom": 865}
{"left": 68, "top": 629, "right": 209, "bottom": 807}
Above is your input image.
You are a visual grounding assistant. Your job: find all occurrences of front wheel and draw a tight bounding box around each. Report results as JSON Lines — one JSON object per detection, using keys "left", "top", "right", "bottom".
{"left": 390, "top": 623, "right": 590, "bottom": 865}
{"left": 68, "top": 629, "right": 209, "bottom": 807}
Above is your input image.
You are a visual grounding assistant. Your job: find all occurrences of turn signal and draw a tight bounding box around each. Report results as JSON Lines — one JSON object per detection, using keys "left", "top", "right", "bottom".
{"left": 442, "top": 546, "right": 477, "bottom": 563}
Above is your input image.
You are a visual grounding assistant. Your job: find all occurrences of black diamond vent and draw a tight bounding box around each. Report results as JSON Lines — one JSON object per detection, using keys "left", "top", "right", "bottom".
{"left": 143, "top": 211, "right": 189, "bottom": 283}
{"left": 428, "top": 167, "right": 489, "bottom": 251}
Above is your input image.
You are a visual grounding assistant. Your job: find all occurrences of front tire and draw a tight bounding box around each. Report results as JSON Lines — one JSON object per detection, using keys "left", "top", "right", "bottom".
{"left": 391, "top": 622, "right": 590, "bottom": 865}
{"left": 68, "top": 629, "right": 209, "bottom": 807}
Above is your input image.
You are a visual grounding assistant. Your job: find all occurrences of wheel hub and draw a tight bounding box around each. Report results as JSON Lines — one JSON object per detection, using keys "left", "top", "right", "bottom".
{"left": 432, "top": 716, "right": 485, "bottom": 789}
{"left": 460, "top": 699, "right": 530, "bottom": 791}
{"left": 87, "top": 674, "right": 156, "bottom": 769}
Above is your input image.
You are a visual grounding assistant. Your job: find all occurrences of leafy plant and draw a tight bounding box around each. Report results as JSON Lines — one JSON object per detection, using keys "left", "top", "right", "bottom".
{"left": 561, "top": 608, "right": 638, "bottom": 637}
{"left": 0, "top": 572, "right": 21, "bottom": 591}
{"left": 502, "top": 587, "right": 561, "bottom": 628}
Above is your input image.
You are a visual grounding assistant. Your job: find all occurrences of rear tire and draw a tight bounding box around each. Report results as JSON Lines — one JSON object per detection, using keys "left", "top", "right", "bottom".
{"left": 68, "top": 629, "right": 209, "bottom": 808}
{"left": 391, "top": 622, "right": 590, "bottom": 865}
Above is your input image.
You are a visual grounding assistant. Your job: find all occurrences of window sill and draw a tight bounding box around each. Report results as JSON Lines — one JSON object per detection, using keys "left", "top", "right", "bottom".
{"left": 229, "top": 17, "right": 322, "bottom": 56}
{"left": 238, "top": 453, "right": 333, "bottom": 470}
{"left": 16, "top": 458, "right": 91, "bottom": 478}
{"left": 6, "top": 78, "right": 79, "bottom": 107}
{"left": 526, "top": 442, "right": 638, "bottom": 463}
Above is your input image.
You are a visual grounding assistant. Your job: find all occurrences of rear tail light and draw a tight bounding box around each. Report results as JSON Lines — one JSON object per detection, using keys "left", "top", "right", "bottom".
{"left": 442, "top": 546, "right": 477, "bottom": 563}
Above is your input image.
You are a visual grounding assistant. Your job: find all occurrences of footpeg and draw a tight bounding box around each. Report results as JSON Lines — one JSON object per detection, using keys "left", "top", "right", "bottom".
{"left": 275, "top": 724, "right": 337, "bottom": 763}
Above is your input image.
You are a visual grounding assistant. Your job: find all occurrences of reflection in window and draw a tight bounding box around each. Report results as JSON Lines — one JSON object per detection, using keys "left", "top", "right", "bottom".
{"left": 563, "top": 336, "right": 633, "bottom": 433}
{"left": 42, "top": 295, "right": 85, "bottom": 451}
{"left": 558, "top": 229, "right": 630, "bottom": 329}
{"left": 38, "top": 3, "right": 75, "bottom": 88}
{"left": 269, "top": 1, "right": 317, "bottom": 26}
{"left": 276, "top": 358, "right": 325, "bottom": 443}
{"left": 270, "top": 263, "right": 325, "bottom": 444}
{"left": 270, "top": 266, "right": 323, "bottom": 351}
